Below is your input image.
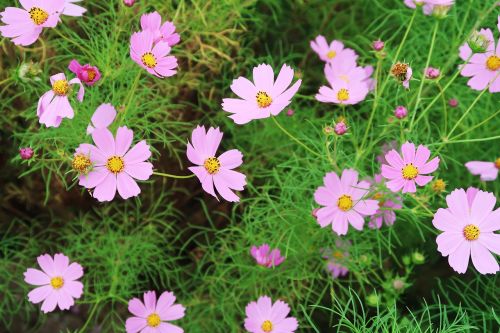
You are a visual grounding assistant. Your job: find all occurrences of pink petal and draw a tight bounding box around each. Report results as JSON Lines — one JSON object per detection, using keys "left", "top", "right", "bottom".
{"left": 79, "top": 166, "right": 109, "bottom": 189}
{"left": 125, "top": 317, "right": 147, "bottom": 333}
{"left": 314, "top": 187, "right": 334, "bottom": 206}
{"left": 413, "top": 145, "right": 431, "bottom": 167}
{"left": 270, "top": 300, "right": 290, "bottom": 322}
{"left": 402, "top": 180, "right": 416, "bottom": 193}
{"left": 63, "top": 280, "right": 83, "bottom": 299}
{"left": 143, "top": 291, "right": 157, "bottom": 313}
{"left": 272, "top": 64, "right": 294, "bottom": 96}
{"left": 56, "top": 288, "right": 75, "bottom": 310}
{"left": 316, "top": 206, "right": 337, "bottom": 228}
{"left": 433, "top": 208, "right": 463, "bottom": 232}
{"left": 158, "top": 323, "right": 183, "bottom": 333}
{"left": 41, "top": 291, "right": 58, "bottom": 313}
{"left": 385, "top": 150, "right": 404, "bottom": 168}
{"left": 24, "top": 268, "right": 50, "bottom": 286}
{"left": 218, "top": 149, "right": 243, "bottom": 169}
{"left": 37, "top": 254, "right": 55, "bottom": 276}
{"left": 353, "top": 199, "right": 379, "bottom": 216}
{"left": 161, "top": 304, "right": 185, "bottom": 321}
{"left": 92, "top": 173, "right": 117, "bottom": 202}
{"left": 253, "top": 64, "right": 274, "bottom": 92}
{"left": 346, "top": 211, "right": 364, "bottom": 230}
{"left": 276, "top": 317, "right": 299, "bottom": 332}
{"left": 115, "top": 126, "right": 134, "bottom": 156}
{"left": 446, "top": 189, "right": 469, "bottom": 219}
{"left": 125, "top": 162, "right": 153, "bottom": 181}
{"left": 479, "top": 208, "right": 500, "bottom": 233}
{"left": 92, "top": 128, "right": 115, "bottom": 157}
{"left": 414, "top": 175, "right": 433, "bottom": 186}
{"left": 27, "top": 285, "right": 52, "bottom": 304}
{"left": 53, "top": 253, "right": 69, "bottom": 274}
{"left": 381, "top": 165, "right": 402, "bottom": 180}
{"left": 117, "top": 172, "right": 141, "bottom": 200}
{"left": 385, "top": 178, "right": 405, "bottom": 192}
{"left": 124, "top": 141, "right": 151, "bottom": 164}
{"left": 436, "top": 232, "right": 464, "bottom": 256}
{"left": 448, "top": 241, "right": 471, "bottom": 274}
{"left": 91, "top": 103, "right": 116, "bottom": 129}
{"left": 331, "top": 212, "right": 349, "bottom": 235}
{"left": 470, "top": 242, "right": 499, "bottom": 274}
{"left": 128, "top": 298, "right": 148, "bottom": 318}
{"left": 63, "top": 262, "right": 83, "bottom": 281}
{"left": 213, "top": 173, "right": 240, "bottom": 202}
{"left": 401, "top": 142, "right": 416, "bottom": 164}
{"left": 230, "top": 76, "right": 257, "bottom": 101}
{"left": 479, "top": 233, "right": 500, "bottom": 255}
{"left": 469, "top": 190, "right": 496, "bottom": 224}
{"left": 189, "top": 166, "right": 217, "bottom": 199}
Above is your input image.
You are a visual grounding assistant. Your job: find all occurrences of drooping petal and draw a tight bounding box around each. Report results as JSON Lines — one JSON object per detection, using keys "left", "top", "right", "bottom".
{"left": 470, "top": 242, "right": 499, "bottom": 274}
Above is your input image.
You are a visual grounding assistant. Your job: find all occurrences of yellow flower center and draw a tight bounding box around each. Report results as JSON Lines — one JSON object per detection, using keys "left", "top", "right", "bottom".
{"left": 391, "top": 63, "right": 408, "bottom": 80}
{"left": 373, "top": 192, "right": 385, "bottom": 206}
{"left": 463, "top": 224, "right": 480, "bottom": 241}
{"left": 50, "top": 276, "right": 64, "bottom": 289}
{"left": 326, "top": 50, "right": 336, "bottom": 59}
{"left": 432, "top": 179, "right": 446, "bottom": 193}
{"left": 402, "top": 163, "right": 419, "bottom": 180}
{"left": 337, "top": 88, "right": 349, "bottom": 102}
{"left": 52, "top": 80, "right": 69, "bottom": 96}
{"left": 141, "top": 52, "right": 157, "bottom": 68}
{"left": 261, "top": 320, "right": 273, "bottom": 332}
{"left": 106, "top": 156, "right": 125, "bottom": 174}
{"left": 332, "top": 250, "right": 343, "bottom": 259}
{"left": 72, "top": 154, "right": 92, "bottom": 174}
{"left": 495, "top": 157, "right": 500, "bottom": 169}
{"left": 146, "top": 313, "right": 161, "bottom": 327}
{"left": 204, "top": 157, "right": 220, "bottom": 174}
{"left": 337, "top": 195, "right": 353, "bottom": 211}
{"left": 486, "top": 55, "right": 500, "bottom": 71}
{"left": 29, "top": 7, "right": 49, "bottom": 25}
{"left": 256, "top": 91, "right": 272, "bottom": 108}
{"left": 86, "top": 69, "right": 97, "bottom": 81}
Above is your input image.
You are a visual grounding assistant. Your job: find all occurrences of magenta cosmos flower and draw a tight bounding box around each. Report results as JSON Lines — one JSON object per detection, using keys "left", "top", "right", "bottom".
{"left": 465, "top": 158, "right": 500, "bottom": 181}
{"left": 24, "top": 253, "right": 83, "bottom": 313}
{"left": 222, "top": 64, "right": 302, "bottom": 124}
{"left": 75, "top": 127, "right": 153, "bottom": 202}
{"left": 68, "top": 59, "right": 101, "bottom": 86}
{"left": 310, "top": 35, "right": 357, "bottom": 63}
{"left": 244, "top": 296, "right": 298, "bottom": 333}
{"left": 126, "top": 290, "right": 185, "bottom": 333}
{"left": 140, "top": 11, "right": 180, "bottom": 46}
{"left": 187, "top": 125, "right": 246, "bottom": 202}
{"left": 37, "top": 73, "right": 84, "bottom": 128}
{"left": 250, "top": 244, "right": 285, "bottom": 268}
{"left": 381, "top": 142, "right": 440, "bottom": 193}
{"left": 0, "top": 0, "right": 64, "bottom": 46}
{"left": 459, "top": 16, "right": 500, "bottom": 93}
{"left": 368, "top": 174, "right": 402, "bottom": 229}
{"left": 86, "top": 103, "right": 117, "bottom": 134}
{"left": 62, "top": 0, "right": 86, "bottom": 17}
{"left": 321, "top": 240, "right": 350, "bottom": 278}
{"left": 433, "top": 188, "right": 499, "bottom": 274}
{"left": 314, "top": 169, "right": 379, "bottom": 236}
{"left": 130, "top": 30, "right": 178, "bottom": 78}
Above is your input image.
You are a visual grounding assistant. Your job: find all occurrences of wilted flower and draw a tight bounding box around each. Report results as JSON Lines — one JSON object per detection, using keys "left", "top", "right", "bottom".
{"left": 368, "top": 174, "right": 402, "bottom": 229}
{"left": 19, "top": 147, "right": 34, "bottom": 160}
{"left": 18, "top": 61, "right": 42, "bottom": 82}
{"left": 321, "top": 240, "right": 350, "bottom": 278}
{"left": 390, "top": 62, "right": 412, "bottom": 89}
{"left": 68, "top": 60, "right": 101, "bottom": 86}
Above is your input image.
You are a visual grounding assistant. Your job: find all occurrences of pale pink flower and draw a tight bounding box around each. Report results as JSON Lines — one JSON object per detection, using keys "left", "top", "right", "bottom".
{"left": 0, "top": 0, "right": 64, "bottom": 46}
{"left": 368, "top": 174, "right": 402, "bottom": 229}
{"left": 222, "top": 64, "right": 301, "bottom": 124}
{"left": 76, "top": 127, "right": 153, "bottom": 202}
{"left": 459, "top": 16, "right": 500, "bottom": 93}
{"left": 126, "top": 291, "right": 185, "bottom": 333}
{"left": 86, "top": 103, "right": 117, "bottom": 134}
{"left": 24, "top": 253, "right": 83, "bottom": 313}
{"left": 322, "top": 54, "right": 375, "bottom": 90}
{"left": 465, "top": 159, "right": 500, "bottom": 181}
{"left": 37, "top": 73, "right": 84, "bottom": 128}
{"left": 244, "top": 296, "right": 298, "bottom": 333}
{"left": 381, "top": 142, "right": 440, "bottom": 193}
{"left": 314, "top": 169, "right": 379, "bottom": 235}
{"left": 68, "top": 60, "right": 101, "bottom": 85}
{"left": 316, "top": 80, "right": 370, "bottom": 105}
{"left": 140, "top": 11, "right": 180, "bottom": 46}
{"left": 187, "top": 125, "right": 246, "bottom": 202}
{"left": 321, "top": 240, "right": 350, "bottom": 278}
{"left": 433, "top": 188, "right": 499, "bottom": 274}
{"left": 130, "top": 30, "right": 178, "bottom": 78}
{"left": 62, "top": 0, "right": 86, "bottom": 17}
{"left": 310, "top": 35, "right": 357, "bottom": 63}
{"left": 250, "top": 244, "right": 285, "bottom": 268}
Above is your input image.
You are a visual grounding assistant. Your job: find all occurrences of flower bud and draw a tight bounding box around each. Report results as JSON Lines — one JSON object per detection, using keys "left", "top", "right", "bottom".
{"left": 372, "top": 40, "right": 384, "bottom": 52}
{"left": 448, "top": 98, "right": 458, "bottom": 107}
{"left": 394, "top": 106, "right": 408, "bottom": 119}
{"left": 467, "top": 31, "right": 490, "bottom": 53}
{"left": 19, "top": 147, "right": 34, "bottom": 160}
{"left": 412, "top": 251, "right": 425, "bottom": 265}
{"left": 123, "top": 0, "right": 135, "bottom": 6}
{"left": 334, "top": 121, "right": 347, "bottom": 135}
{"left": 424, "top": 67, "right": 440, "bottom": 79}
{"left": 286, "top": 109, "right": 294, "bottom": 116}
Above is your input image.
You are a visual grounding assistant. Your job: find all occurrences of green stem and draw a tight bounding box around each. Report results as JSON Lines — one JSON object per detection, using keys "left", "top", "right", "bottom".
{"left": 447, "top": 86, "right": 489, "bottom": 138}
{"left": 119, "top": 71, "right": 141, "bottom": 125}
{"left": 271, "top": 116, "right": 322, "bottom": 158}
{"left": 153, "top": 171, "right": 195, "bottom": 179}
{"left": 359, "top": 58, "right": 382, "bottom": 158}
{"left": 450, "top": 108, "right": 500, "bottom": 140}
{"left": 409, "top": 20, "right": 439, "bottom": 132}
{"left": 78, "top": 301, "right": 100, "bottom": 333}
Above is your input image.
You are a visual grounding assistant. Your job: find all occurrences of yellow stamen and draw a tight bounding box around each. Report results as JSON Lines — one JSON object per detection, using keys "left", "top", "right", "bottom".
{"left": 402, "top": 163, "right": 418, "bottom": 180}
{"left": 146, "top": 313, "right": 161, "bottom": 327}
{"left": 204, "top": 157, "right": 220, "bottom": 174}
{"left": 86, "top": 69, "right": 96, "bottom": 81}
{"left": 72, "top": 154, "right": 92, "bottom": 174}
{"left": 391, "top": 62, "right": 409, "bottom": 81}
{"left": 50, "top": 276, "right": 64, "bottom": 289}
{"left": 256, "top": 91, "right": 272, "bottom": 108}
{"left": 29, "top": 7, "right": 49, "bottom": 25}
{"left": 432, "top": 179, "right": 446, "bottom": 193}
{"left": 337, "top": 88, "right": 349, "bottom": 102}
{"left": 106, "top": 156, "right": 125, "bottom": 174}
{"left": 337, "top": 195, "right": 353, "bottom": 211}
{"left": 463, "top": 224, "right": 480, "bottom": 241}
{"left": 326, "top": 50, "right": 336, "bottom": 59}
{"left": 486, "top": 55, "right": 500, "bottom": 71}
{"left": 261, "top": 320, "right": 273, "bottom": 332}
{"left": 141, "top": 52, "right": 157, "bottom": 68}
{"left": 495, "top": 158, "right": 500, "bottom": 169}
{"left": 52, "top": 80, "right": 69, "bottom": 96}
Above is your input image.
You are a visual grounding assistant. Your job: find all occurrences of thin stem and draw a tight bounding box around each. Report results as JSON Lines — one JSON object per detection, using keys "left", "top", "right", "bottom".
{"left": 447, "top": 86, "right": 489, "bottom": 138}
{"left": 359, "top": 58, "right": 382, "bottom": 158}
{"left": 78, "top": 301, "right": 100, "bottom": 333}
{"left": 450, "top": 108, "right": 500, "bottom": 140}
{"left": 119, "top": 71, "right": 141, "bottom": 125}
{"left": 271, "top": 116, "right": 322, "bottom": 158}
{"left": 436, "top": 82, "right": 448, "bottom": 133}
{"left": 409, "top": 20, "right": 439, "bottom": 132}
{"left": 153, "top": 171, "right": 195, "bottom": 179}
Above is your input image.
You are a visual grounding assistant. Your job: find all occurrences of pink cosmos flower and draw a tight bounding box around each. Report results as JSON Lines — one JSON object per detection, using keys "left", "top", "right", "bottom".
{"left": 140, "top": 11, "right": 180, "bottom": 46}
{"left": 24, "top": 253, "right": 83, "bottom": 313}
{"left": 321, "top": 240, "right": 350, "bottom": 278}
{"left": 250, "top": 244, "right": 285, "bottom": 268}
{"left": 0, "top": 0, "right": 64, "bottom": 46}
{"left": 316, "top": 80, "right": 370, "bottom": 105}
{"left": 381, "top": 142, "right": 440, "bottom": 193}
{"left": 126, "top": 290, "right": 185, "bottom": 333}
{"left": 459, "top": 16, "right": 500, "bottom": 93}
{"left": 62, "top": 0, "right": 86, "bottom": 17}
{"left": 244, "top": 296, "right": 298, "bottom": 333}
{"left": 322, "top": 55, "right": 375, "bottom": 89}
{"left": 86, "top": 103, "right": 117, "bottom": 134}
{"left": 68, "top": 60, "right": 101, "bottom": 86}
{"left": 37, "top": 73, "right": 84, "bottom": 128}
{"left": 187, "top": 125, "right": 246, "bottom": 202}
{"left": 368, "top": 174, "right": 402, "bottom": 229}
{"left": 76, "top": 127, "right": 153, "bottom": 202}
{"left": 465, "top": 158, "right": 500, "bottom": 181}
{"left": 221, "top": 64, "right": 302, "bottom": 124}
{"left": 130, "top": 30, "right": 178, "bottom": 78}
{"left": 314, "top": 169, "right": 379, "bottom": 236}
{"left": 433, "top": 188, "right": 499, "bottom": 274}
{"left": 310, "top": 35, "right": 357, "bottom": 63}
